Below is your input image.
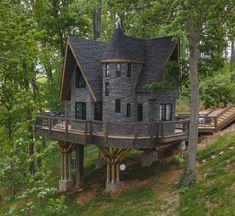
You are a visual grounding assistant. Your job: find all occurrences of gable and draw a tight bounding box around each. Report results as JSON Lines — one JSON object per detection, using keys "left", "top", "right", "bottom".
{"left": 60, "top": 38, "right": 106, "bottom": 101}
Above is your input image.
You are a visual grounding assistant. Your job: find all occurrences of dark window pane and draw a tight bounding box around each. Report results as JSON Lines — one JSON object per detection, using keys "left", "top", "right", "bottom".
{"left": 137, "top": 103, "right": 143, "bottom": 121}
{"left": 105, "top": 82, "right": 109, "bottom": 96}
{"left": 160, "top": 104, "right": 172, "bottom": 121}
{"left": 94, "top": 101, "right": 102, "bottom": 121}
{"left": 75, "top": 102, "right": 86, "bottom": 120}
{"left": 126, "top": 103, "right": 131, "bottom": 117}
{"left": 115, "top": 99, "right": 121, "bottom": 113}
{"left": 127, "top": 63, "right": 131, "bottom": 77}
{"left": 104, "top": 64, "right": 109, "bottom": 77}
{"left": 116, "top": 63, "right": 121, "bottom": 77}
{"left": 75, "top": 67, "right": 86, "bottom": 88}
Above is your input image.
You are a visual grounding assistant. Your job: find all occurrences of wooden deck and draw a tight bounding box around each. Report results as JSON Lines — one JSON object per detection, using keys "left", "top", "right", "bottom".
{"left": 35, "top": 115, "right": 189, "bottom": 149}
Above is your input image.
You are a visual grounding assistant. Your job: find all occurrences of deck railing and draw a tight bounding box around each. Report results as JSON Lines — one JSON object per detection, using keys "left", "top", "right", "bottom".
{"left": 35, "top": 115, "right": 190, "bottom": 140}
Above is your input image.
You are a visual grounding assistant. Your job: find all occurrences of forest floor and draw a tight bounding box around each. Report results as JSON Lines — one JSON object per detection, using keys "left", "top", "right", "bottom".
{"left": 1, "top": 124, "right": 234, "bottom": 215}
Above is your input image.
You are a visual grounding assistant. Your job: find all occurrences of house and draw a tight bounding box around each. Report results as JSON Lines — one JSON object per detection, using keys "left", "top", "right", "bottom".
{"left": 60, "top": 26, "right": 179, "bottom": 128}
{"left": 36, "top": 26, "right": 187, "bottom": 193}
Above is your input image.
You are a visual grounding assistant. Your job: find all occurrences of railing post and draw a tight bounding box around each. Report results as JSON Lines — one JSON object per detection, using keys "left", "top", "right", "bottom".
{"left": 48, "top": 117, "right": 51, "bottom": 134}
{"left": 89, "top": 121, "right": 93, "bottom": 136}
{"left": 161, "top": 123, "right": 164, "bottom": 143}
{"left": 150, "top": 123, "right": 154, "bottom": 141}
{"left": 214, "top": 117, "right": 218, "bottom": 131}
{"left": 84, "top": 121, "right": 87, "bottom": 139}
{"left": 65, "top": 119, "right": 68, "bottom": 136}
{"left": 156, "top": 123, "right": 159, "bottom": 139}
{"left": 134, "top": 123, "right": 138, "bottom": 139}
{"left": 103, "top": 122, "right": 108, "bottom": 143}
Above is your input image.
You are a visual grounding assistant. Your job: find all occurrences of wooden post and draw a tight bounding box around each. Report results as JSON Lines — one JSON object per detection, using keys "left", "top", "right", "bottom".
{"left": 61, "top": 152, "right": 64, "bottom": 180}
{"left": 106, "top": 162, "right": 110, "bottom": 183}
{"left": 84, "top": 121, "right": 88, "bottom": 136}
{"left": 156, "top": 123, "right": 159, "bottom": 139}
{"left": 89, "top": 121, "right": 93, "bottom": 136}
{"left": 64, "top": 152, "right": 67, "bottom": 179}
{"left": 104, "top": 122, "right": 108, "bottom": 143}
{"left": 116, "top": 163, "right": 119, "bottom": 183}
{"left": 161, "top": 123, "right": 164, "bottom": 143}
{"left": 214, "top": 117, "right": 218, "bottom": 131}
{"left": 75, "top": 144, "right": 84, "bottom": 189}
{"left": 68, "top": 152, "right": 71, "bottom": 179}
{"left": 134, "top": 124, "right": 138, "bottom": 139}
{"left": 48, "top": 117, "right": 51, "bottom": 134}
{"left": 111, "top": 163, "right": 115, "bottom": 184}
{"left": 65, "top": 119, "right": 68, "bottom": 136}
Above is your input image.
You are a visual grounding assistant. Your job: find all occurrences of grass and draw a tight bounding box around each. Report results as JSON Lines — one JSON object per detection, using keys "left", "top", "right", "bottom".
{"left": 1, "top": 132, "right": 235, "bottom": 215}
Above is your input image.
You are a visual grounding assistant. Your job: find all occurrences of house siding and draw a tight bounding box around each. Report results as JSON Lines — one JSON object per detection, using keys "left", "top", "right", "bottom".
{"left": 65, "top": 68, "right": 95, "bottom": 120}
{"left": 102, "top": 63, "right": 142, "bottom": 122}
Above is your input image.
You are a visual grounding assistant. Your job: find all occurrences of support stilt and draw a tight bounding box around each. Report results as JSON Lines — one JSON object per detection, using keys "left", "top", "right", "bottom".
{"left": 58, "top": 141, "right": 74, "bottom": 192}
{"left": 99, "top": 147, "right": 129, "bottom": 192}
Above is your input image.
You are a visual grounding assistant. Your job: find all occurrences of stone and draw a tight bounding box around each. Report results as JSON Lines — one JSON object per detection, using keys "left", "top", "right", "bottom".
{"left": 211, "top": 155, "right": 216, "bottom": 159}
{"left": 219, "top": 151, "right": 224, "bottom": 155}
{"left": 59, "top": 179, "right": 74, "bottom": 192}
{"left": 105, "top": 181, "right": 125, "bottom": 193}
{"left": 95, "top": 158, "right": 106, "bottom": 169}
{"left": 141, "top": 149, "right": 158, "bottom": 167}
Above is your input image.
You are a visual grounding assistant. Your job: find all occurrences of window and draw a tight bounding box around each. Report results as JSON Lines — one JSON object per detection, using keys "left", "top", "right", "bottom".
{"left": 103, "top": 64, "right": 109, "bottom": 77}
{"left": 115, "top": 99, "right": 121, "bottom": 113}
{"left": 116, "top": 63, "right": 121, "bottom": 77}
{"left": 75, "top": 67, "right": 86, "bottom": 88}
{"left": 127, "top": 63, "right": 131, "bottom": 77}
{"left": 75, "top": 102, "right": 86, "bottom": 120}
{"left": 105, "top": 82, "right": 109, "bottom": 96}
{"left": 137, "top": 103, "right": 143, "bottom": 121}
{"left": 126, "top": 103, "right": 131, "bottom": 117}
{"left": 94, "top": 101, "right": 102, "bottom": 121}
{"left": 160, "top": 104, "right": 172, "bottom": 121}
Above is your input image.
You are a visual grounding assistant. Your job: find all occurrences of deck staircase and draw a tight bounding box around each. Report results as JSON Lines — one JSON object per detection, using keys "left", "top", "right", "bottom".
{"left": 215, "top": 105, "right": 235, "bottom": 131}
{"left": 199, "top": 104, "right": 235, "bottom": 133}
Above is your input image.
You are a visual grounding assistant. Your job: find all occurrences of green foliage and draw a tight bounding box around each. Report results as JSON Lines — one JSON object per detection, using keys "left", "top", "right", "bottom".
{"left": 147, "top": 61, "right": 181, "bottom": 92}
{"left": 200, "top": 65, "right": 235, "bottom": 108}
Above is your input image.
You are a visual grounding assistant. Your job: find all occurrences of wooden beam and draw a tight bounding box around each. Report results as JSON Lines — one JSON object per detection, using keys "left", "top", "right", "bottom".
{"left": 101, "top": 58, "right": 145, "bottom": 64}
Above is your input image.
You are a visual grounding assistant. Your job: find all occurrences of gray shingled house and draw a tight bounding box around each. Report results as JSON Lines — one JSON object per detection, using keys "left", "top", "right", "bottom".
{"left": 35, "top": 26, "right": 186, "bottom": 192}
{"left": 60, "top": 26, "right": 179, "bottom": 128}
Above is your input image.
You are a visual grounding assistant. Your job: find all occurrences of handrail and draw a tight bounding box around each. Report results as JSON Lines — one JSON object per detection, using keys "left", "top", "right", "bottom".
{"left": 36, "top": 114, "right": 190, "bottom": 126}
{"left": 35, "top": 114, "right": 189, "bottom": 141}
{"left": 216, "top": 104, "right": 235, "bottom": 119}
{"left": 205, "top": 108, "right": 216, "bottom": 116}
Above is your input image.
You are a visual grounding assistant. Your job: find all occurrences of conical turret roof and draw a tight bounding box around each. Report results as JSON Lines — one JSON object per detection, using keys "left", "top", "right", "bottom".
{"left": 102, "top": 26, "right": 146, "bottom": 61}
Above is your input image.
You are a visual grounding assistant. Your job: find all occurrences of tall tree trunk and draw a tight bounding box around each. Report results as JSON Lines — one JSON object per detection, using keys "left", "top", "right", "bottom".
{"left": 93, "top": 0, "right": 102, "bottom": 40}
{"left": 184, "top": 19, "right": 200, "bottom": 185}
{"left": 230, "top": 40, "right": 234, "bottom": 72}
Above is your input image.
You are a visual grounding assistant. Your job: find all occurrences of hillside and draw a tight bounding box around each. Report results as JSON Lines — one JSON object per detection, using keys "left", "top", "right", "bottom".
{"left": 18, "top": 129, "right": 235, "bottom": 215}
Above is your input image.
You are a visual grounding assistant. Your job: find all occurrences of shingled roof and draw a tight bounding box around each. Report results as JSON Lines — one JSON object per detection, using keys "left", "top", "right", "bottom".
{"left": 102, "top": 27, "right": 146, "bottom": 62}
{"left": 60, "top": 27, "right": 178, "bottom": 101}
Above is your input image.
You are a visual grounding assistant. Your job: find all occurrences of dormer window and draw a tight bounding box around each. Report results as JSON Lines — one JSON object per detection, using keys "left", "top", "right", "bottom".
{"left": 116, "top": 63, "right": 121, "bottom": 77}
{"left": 127, "top": 63, "right": 131, "bottom": 77}
{"left": 103, "top": 64, "right": 109, "bottom": 77}
{"left": 75, "top": 67, "right": 86, "bottom": 88}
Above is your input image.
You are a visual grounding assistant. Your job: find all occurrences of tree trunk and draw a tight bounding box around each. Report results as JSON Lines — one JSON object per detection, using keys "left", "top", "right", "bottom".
{"left": 93, "top": 0, "right": 102, "bottom": 40}
{"left": 184, "top": 19, "right": 200, "bottom": 186}
{"left": 230, "top": 40, "right": 234, "bottom": 72}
